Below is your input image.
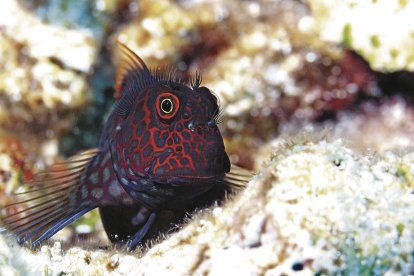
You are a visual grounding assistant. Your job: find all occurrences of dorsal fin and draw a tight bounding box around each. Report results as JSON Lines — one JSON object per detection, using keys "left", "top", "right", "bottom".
{"left": 115, "top": 40, "right": 152, "bottom": 99}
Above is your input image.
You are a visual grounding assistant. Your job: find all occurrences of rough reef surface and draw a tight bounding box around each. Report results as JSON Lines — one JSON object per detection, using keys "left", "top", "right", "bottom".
{"left": 0, "top": 0, "right": 97, "bottom": 133}
{"left": 309, "top": 0, "right": 414, "bottom": 72}
{"left": 2, "top": 139, "right": 414, "bottom": 275}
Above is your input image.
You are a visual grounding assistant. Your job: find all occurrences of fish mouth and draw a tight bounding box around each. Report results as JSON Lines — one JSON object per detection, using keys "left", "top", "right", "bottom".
{"left": 152, "top": 173, "right": 226, "bottom": 187}
{"left": 151, "top": 174, "right": 226, "bottom": 204}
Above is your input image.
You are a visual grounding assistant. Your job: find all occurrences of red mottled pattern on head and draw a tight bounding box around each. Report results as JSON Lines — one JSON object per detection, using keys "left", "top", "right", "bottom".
{"left": 104, "top": 41, "right": 230, "bottom": 184}
{"left": 113, "top": 83, "right": 229, "bottom": 180}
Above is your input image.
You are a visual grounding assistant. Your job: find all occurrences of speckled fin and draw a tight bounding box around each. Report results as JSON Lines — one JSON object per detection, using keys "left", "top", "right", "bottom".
{"left": 2, "top": 149, "right": 99, "bottom": 246}
{"left": 115, "top": 40, "right": 152, "bottom": 99}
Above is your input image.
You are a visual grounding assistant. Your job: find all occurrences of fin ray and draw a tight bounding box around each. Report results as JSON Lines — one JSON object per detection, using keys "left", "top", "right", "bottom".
{"left": 8, "top": 185, "right": 77, "bottom": 206}
{"left": 15, "top": 175, "right": 82, "bottom": 195}
{"left": 223, "top": 165, "right": 254, "bottom": 191}
{"left": 31, "top": 206, "right": 95, "bottom": 245}
{"left": 12, "top": 203, "right": 69, "bottom": 234}
{"left": 4, "top": 197, "right": 63, "bottom": 221}
{"left": 115, "top": 39, "right": 151, "bottom": 94}
{"left": 29, "top": 171, "right": 83, "bottom": 184}
{"left": 2, "top": 149, "right": 99, "bottom": 246}
{"left": 36, "top": 163, "right": 89, "bottom": 175}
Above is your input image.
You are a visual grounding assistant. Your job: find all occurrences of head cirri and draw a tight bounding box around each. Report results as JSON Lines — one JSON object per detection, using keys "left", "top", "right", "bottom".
{"left": 105, "top": 41, "right": 231, "bottom": 188}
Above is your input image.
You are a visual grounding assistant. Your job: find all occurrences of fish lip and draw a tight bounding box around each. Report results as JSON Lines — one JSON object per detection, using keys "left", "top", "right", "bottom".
{"left": 152, "top": 174, "right": 225, "bottom": 186}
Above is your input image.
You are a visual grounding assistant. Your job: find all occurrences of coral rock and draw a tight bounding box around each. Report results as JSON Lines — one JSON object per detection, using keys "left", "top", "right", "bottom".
{"left": 308, "top": 0, "right": 414, "bottom": 72}
{"left": 2, "top": 140, "right": 414, "bottom": 274}
{"left": 0, "top": 0, "right": 97, "bottom": 132}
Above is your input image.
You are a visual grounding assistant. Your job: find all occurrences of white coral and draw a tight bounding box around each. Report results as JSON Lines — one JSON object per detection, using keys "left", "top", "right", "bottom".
{"left": 2, "top": 139, "right": 414, "bottom": 274}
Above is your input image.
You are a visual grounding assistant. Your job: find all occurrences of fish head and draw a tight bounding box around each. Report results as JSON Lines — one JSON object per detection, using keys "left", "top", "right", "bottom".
{"left": 110, "top": 41, "right": 230, "bottom": 186}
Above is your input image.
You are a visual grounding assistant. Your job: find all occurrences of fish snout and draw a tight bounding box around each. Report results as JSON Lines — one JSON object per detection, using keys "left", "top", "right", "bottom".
{"left": 199, "top": 143, "right": 230, "bottom": 175}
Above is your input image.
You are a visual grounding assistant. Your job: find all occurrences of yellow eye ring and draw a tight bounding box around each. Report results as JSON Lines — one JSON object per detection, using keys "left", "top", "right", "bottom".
{"left": 161, "top": 98, "right": 173, "bottom": 114}
{"left": 156, "top": 93, "right": 179, "bottom": 120}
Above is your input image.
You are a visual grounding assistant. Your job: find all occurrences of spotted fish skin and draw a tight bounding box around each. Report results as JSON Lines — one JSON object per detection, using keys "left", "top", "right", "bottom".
{"left": 80, "top": 148, "right": 132, "bottom": 207}
{"left": 3, "top": 41, "right": 235, "bottom": 249}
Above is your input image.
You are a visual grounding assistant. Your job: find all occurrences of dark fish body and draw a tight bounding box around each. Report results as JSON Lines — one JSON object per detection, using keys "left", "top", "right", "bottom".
{"left": 2, "top": 41, "right": 246, "bottom": 249}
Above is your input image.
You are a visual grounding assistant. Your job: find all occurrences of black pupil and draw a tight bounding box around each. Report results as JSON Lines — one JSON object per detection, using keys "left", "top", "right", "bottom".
{"left": 162, "top": 99, "right": 172, "bottom": 113}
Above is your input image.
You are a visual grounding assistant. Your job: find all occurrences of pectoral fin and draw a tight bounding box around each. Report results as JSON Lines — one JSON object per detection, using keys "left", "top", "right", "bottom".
{"left": 223, "top": 164, "right": 254, "bottom": 191}
{"left": 127, "top": 212, "right": 157, "bottom": 250}
{"left": 100, "top": 205, "right": 157, "bottom": 250}
{"left": 2, "top": 149, "right": 99, "bottom": 246}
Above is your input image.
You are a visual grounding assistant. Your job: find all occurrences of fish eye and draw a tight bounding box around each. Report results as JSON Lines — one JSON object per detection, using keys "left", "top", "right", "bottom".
{"left": 156, "top": 92, "right": 180, "bottom": 121}
{"left": 161, "top": 98, "right": 173, "bottom": 114}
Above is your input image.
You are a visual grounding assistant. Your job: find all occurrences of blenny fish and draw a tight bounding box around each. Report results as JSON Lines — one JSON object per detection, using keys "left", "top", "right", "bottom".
{"left": 2, "top": 41, "right": 248, "bottom": 249}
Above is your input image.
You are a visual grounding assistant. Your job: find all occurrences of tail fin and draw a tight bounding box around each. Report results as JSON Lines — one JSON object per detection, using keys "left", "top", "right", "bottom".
{"left": 1, "top": 149, "right": 99, "bottom": 246}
